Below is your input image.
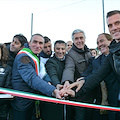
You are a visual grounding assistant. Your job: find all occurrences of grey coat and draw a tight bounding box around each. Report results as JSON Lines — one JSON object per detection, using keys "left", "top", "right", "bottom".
{"left": 61, "top": 44, "right": 91, "bottom": 84}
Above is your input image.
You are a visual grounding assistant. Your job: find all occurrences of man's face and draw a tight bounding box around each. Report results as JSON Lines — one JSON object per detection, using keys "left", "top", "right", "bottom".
{"left": 43, "top": 41, "right": 52, "bottom": 55}
{"left": 29, "top": 35, "right": 44, "bottom": 54}
{"left": 107, "top": 13, "right": 120, "bottom": 41}
{"left": 73, "top": 32, "right": 85, "bottom": 50}
{"left": 54, "top": 43, "right": 66, "bottom": 59}
{"left": 10, "top": 37, "right": 22, "bottom": 53}
{"left": 66, "top": 41, "right": 73, "bottom": 52}
{"left": 97, "top": 34, "right": 111, "bottom": 55}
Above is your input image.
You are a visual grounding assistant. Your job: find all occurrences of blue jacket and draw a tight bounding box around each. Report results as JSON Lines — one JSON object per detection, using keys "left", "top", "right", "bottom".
{"left": 12, "top": 50, "right": 56, "bottom": 111}
{"left": 24, "top": 43, "right": 51, "bottom": 83}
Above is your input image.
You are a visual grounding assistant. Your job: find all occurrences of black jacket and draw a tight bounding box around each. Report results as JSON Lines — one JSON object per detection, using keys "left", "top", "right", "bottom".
{"left": 0, "top": 62, "right": 12, "bottom": 88}
{"left": 109, "top": 40, "right": 120, "bottom": 76}
{"left": 76, "top": 40, "right": 120, "bottom": 120}
{"left": 45, "top": 54, "right": 65, "bottom": 86}
{"left": 0, "top": 61, "right": 12, "bottom": 105}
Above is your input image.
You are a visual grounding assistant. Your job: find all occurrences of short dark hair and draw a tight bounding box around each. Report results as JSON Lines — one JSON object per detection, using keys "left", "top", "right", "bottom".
{"left": 13, "top": 34, "right": 28, "bottom": 47}
{"left": 54, "top": 40, "right": 66, "bottom": 48}
{"left": 30, "top": 33, "right": 44, "bottom": 42}
{"left": 107, "top": 10, "right": 120, "bottom": 18}
{"left": 90, "top": 48, "right": 98, "bottom": 55}
{"left": 44, "top": 36, "right": 51, "bottom": 43}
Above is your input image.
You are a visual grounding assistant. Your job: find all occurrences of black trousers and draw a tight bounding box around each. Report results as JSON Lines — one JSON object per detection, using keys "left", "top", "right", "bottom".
{"left": 12, "top": 105, "right": 34, "bottom": 120}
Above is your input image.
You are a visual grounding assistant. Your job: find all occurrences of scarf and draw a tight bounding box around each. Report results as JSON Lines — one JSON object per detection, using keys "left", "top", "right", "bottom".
{"left": 72, "top": 43, "right": 90, "bottom": 54}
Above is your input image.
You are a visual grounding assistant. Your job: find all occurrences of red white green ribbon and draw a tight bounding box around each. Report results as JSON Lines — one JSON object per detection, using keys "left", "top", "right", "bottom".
{"left": 0, "top": 87, "right": 120, "bottom": 112}
{"left": 18, "top": 48, "right": 40, "bottom": 75}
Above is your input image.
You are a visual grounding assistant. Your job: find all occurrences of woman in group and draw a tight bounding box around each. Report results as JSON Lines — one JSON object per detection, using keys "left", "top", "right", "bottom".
{"left": 0, "top": 44, "right": 13, "bottom": 120}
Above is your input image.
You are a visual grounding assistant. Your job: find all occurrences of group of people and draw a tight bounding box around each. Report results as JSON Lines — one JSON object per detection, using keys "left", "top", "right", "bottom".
{"left": 0, "top": 10, "right": 120, "bottom": 120}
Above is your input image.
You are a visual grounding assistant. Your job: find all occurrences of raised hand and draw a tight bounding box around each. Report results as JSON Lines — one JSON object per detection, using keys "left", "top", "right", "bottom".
{"left": 63, "top": 81, "right": 70, "bottom": 89}
{"left": 56, "top": 84, "right": 63, "bottom": 90}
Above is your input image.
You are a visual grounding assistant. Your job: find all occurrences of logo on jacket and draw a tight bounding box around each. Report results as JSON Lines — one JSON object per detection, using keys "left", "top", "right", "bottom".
{"left": 0, "top": 68, "right": 5, "bottom": 74}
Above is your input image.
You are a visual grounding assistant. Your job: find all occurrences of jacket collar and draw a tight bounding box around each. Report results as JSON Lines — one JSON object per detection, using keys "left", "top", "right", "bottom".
{"left": 72, "top": 43, "right": 90, "bottom": 53}
{"left": 40, "top": 50, "right": 52, "bottom": 58}
{"left": 109, "top": 39, "right": 120, "bottom": 54}
{"left": 53, "top": 54, "right": 65, "bottom": 61}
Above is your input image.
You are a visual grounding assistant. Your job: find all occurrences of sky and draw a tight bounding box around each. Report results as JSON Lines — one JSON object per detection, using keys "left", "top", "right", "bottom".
{"left": 0, "top": 0, "right": 120, "bottom": 48}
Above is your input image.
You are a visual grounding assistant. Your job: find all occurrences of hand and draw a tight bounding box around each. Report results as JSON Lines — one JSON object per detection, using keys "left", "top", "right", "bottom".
{"left": 52, "top": 89, "right": 61, "bottom": 99}
{"left": 76, "top": 77, "right": 84, "bottom": 82}
{"left": 66, "top": 89, "right": 75, "bottom": 97}
{"left": 56, "top": 84, "right": 63, "bottom": 90}
{"left": 59, "top": 88, "right": 75, "bottom": 98}
{"left": 67, "top": 80, "right": 85, "bottom": 92}
{"left": 59, "top": 88, "right": 68, "bottom": 97}
{"left": 63, "top": 81, "right": 70, "bottom": 89}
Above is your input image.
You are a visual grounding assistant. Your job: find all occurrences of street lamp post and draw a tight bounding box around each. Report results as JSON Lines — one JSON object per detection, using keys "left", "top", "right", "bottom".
{"left": 31, "top": 13, "right": 33, "bottom": 37}
{"left": 102, "top": 0, "right": 105, "bottom": 33}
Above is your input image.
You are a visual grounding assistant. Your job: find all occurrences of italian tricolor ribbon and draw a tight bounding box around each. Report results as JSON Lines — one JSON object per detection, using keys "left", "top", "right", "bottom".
{"left": 18, "top": 48, "right": 46, "bottom": 79}
{"left": 0, "top": 87, "right": 120, "bottom": 112}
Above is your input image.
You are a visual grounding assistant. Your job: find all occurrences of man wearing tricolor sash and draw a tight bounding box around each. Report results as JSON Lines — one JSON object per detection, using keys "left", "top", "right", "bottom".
{"left": 11, "top": 33, "right": 61, "bottom": 120}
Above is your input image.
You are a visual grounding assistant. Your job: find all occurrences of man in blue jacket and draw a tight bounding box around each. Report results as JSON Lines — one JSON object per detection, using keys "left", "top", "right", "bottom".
{"left": 11, "top": 33, "right": 61, "bottom": 120}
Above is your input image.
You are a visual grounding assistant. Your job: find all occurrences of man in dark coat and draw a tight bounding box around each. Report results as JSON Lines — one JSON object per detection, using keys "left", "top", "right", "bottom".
{"left": 64, "top": 10, "right": 120, "bottom": 120}
{"left": 61, "top": 29, "right": 92, "bottom": 120}
{"left": 80, "top": 33, "right": 115, "bottom": 120}
{"left": 41, "top": 40, "right": 68, "bottom": 120}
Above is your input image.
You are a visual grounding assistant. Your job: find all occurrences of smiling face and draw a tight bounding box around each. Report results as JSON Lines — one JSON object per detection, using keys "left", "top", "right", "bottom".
{"left": 107, "top": 13, "right": 120, "bottom": 41}
{"left": 29, "top": 35, "right": 44, "bottom": 54}
{"left": 73, "top": 32, "right": 85, "bottom": 50}
{"left": 97, "top": 34, "right": 111, "bottom": 55}
{"left": 54, "top": 43, "right": 66, "bottom": 59}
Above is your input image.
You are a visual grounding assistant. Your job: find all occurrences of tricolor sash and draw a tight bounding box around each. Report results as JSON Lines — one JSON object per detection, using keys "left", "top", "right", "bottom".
{"left": 18, "top": 48, "right": 47, "bottom": 79}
